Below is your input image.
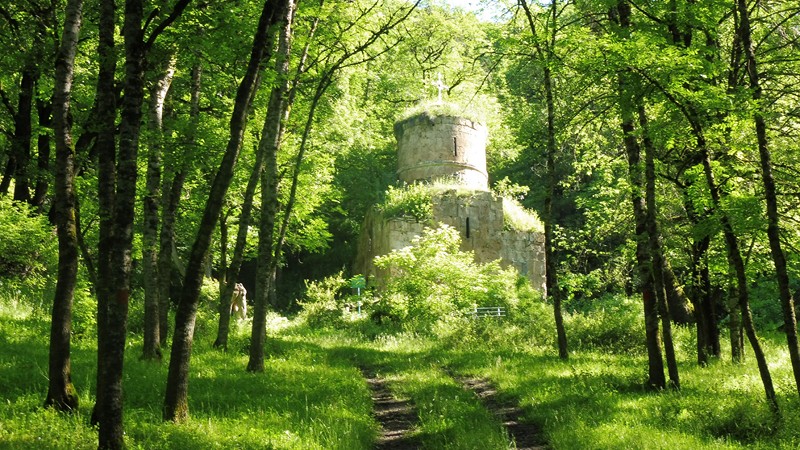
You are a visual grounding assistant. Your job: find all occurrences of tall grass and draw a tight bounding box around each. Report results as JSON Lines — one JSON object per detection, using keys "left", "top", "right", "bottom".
{"left": 0, "top": 291, "right": 375, "bottom": 449}
{"left": 4, "top": 279, "right": 800, "bottom": 449}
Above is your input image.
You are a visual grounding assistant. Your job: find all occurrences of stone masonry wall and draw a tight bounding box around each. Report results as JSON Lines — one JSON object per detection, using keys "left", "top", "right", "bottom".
{"left": 394, "top": 114, "right": 488, "bottom": 189}
{"left": 354, "top": 190, "right": 546, "bottom": 294}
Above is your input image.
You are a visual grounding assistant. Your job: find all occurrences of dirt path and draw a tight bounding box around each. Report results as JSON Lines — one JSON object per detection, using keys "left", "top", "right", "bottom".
{"left": 458, "top": 377, "right": 548, "bottom": 450}
{"left": 362, "top": 369, "right": 420, "bottom": 449}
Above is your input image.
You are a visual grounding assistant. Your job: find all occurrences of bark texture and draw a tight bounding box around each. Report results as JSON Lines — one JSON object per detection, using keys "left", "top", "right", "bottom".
{"left": 91, "top": 0, "right": 117, "bottom": 431}
{"left": 45, "top": 0, "right": 83, "bottom": 413}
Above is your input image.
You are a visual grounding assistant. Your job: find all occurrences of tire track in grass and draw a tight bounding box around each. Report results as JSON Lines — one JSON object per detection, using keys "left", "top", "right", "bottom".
{"left": 361, "top": 368, "right": 421, "bottom": 449}
{"left": 457, "top": 376, "right": 548, "bottom": 450}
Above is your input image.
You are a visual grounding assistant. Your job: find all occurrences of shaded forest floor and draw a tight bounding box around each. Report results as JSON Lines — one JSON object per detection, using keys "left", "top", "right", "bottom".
{"left": 2, "top": 298, "right": 800, "bottom": 449}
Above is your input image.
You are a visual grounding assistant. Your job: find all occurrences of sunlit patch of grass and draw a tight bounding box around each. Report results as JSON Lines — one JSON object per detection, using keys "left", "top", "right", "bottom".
{"left": 441, "top": 333, "right": 800, "bottom": 450}
{"left": 0, "top": 298, "right": 376, "bottom": 449}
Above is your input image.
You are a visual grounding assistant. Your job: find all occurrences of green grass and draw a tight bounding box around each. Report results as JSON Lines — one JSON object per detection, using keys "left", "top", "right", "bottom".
{"left": 3, "top": 287, "right": 800, "bottom": 449}
{"left": 0, "top": 299, "right": 376, "bottom": 449}
{"left": 396, "top": 100, "right": 486, "bottom": 125}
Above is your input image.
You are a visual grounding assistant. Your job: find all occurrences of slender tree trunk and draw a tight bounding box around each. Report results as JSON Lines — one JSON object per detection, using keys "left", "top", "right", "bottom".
{"left": 639, "top": 104, "right": 679, "bottom": 388}
{"left": 689, "top": 234, "right": 716, "bottom": 365}
{"left": 33, "top": 99, "right": 52, "bottom": 211}
{"left": 544, "top": 65, "right": 567, "bottom": 360}
{"left": 518, "top": 0, "right": 567, "bottom": 361}
{"left": 248, "top": 0, "right": 296, "bottom": 373}
{"left": 701, "top": 148, "right": 778, "bottom": 412}
{"left": 164, "top": 0, "right": 284, "bottom": 421}
{"left": 10, "top": 68, "right": 38, "bottom": 204}
{"left": 214, "top": 144, "right": 265, "bottom": 349}
{"left": 44, "top": 0, "right": 82, "bottom": 413}
{"left": 142, "top": 54, "right": 176, "bottom": 361}
{"left": 736, "top": 0, "right": 800, "bottom": 398}
{"left": 611, "top": 1, "right": 665, "bottom": 390}
{"left": 728, "top": 271, "right": 744, "bottom": 363}
{"left": 681, "top": 179, "right": 717, "bottom": 364}
{"left": 91, "top": 0, "right": 117, "bottom": 430}
{"left": 218, "top": 210, "right": 229, "bottom": 307}
{"left": 158, "top": 64, "right": 201, "bottom": 346}
{"left": 621, "top": 110, "right": 664, "bottom": 390}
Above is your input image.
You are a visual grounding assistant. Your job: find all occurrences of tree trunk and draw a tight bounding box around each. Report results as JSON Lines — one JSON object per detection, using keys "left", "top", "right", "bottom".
{"left": 164, "top": 0, "right": 284, "bottom": 421}
{"left": 639, "top": 104, "right": 679, "bottom": 389}
{"left": 622, "top": 110, "right": 664, "bottom": 390}
{"left": 518, "top": 0, "right": 567, "bottom": 362}
{"left": 11, "top": 68, "right": 38, "bottom": 204}
{"left": 544, "top": 66, "right": 567, "bottom": 359}
{"left": 701, "top": 148, "right": 778, "bottom": 412}
{"left": 142, "top": 54, "right": 176, "bottom": 361}
{"left": 33, "top": 99, "right": 52, "bottom": 211}
{"left": 737, "top": 0, "right": 800, "bottom": 398}
{"left": 91, "top": 0, "right": 117, "bottom": 431}
{"left": 612, "top": 0, "right": 665, "bottom": 390}
{"left": 44, "top": 0, "right": 82, "bottom": 413}
{"left": 218, "top": 209, "right": 229, "bottom": 313}
{"left": 248, "top": 0, "right": 296, "bottom": 373}
{"left": 214, "top": 142, "right": 265, "bottom": 349}
{"left": 158, "top": 64, "right": 201, "bottom": 345}
{"left": 728, "top": 273, "right": 744, "bottom": 363}
{"left": 689, "top": 234, "right": 717, "bottom": 365}
{"left": 96, "top": 0, "right": 146, "bottom": 446}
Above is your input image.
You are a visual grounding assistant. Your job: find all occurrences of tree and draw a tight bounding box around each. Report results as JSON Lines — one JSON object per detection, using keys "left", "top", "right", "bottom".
{"left": 141, "top": 51, "right": 176, "bottom": 361}
{"left": 609, "top": 0, "right": 667, "bottom": 390}
{"left": 164, "top": 0, "right": 287, "bottom": 421}
{"left": 44, "top": 0, "right": 83, "bottom": 412}
{"left": 518, "top": 0, "right": 568, "bottom": 360}
{"left": 736, "top": 0, "right": 800, "bottom": 398}
{"left": 248, "top": 0, "right": 297, "bottom": 373}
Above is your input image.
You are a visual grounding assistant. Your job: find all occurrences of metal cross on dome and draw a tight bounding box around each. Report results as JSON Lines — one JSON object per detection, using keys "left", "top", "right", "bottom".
{"left": 431, "top": 72, "right": 448, "bottom": 104}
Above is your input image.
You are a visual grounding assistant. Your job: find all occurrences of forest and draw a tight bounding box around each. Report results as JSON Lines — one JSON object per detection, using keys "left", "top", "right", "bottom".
{"left": 2, "top": 0, "right": 800, "bottom": 448}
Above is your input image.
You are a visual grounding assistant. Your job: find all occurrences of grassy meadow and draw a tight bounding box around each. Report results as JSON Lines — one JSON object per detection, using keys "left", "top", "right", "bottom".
{"left": 2, "top": 283, "right": 800, "bottom": 449}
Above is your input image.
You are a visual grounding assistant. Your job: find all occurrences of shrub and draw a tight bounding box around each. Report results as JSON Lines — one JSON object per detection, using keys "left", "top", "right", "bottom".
{"left": 379, "top": 184, "right": 433, "bottom": 222}
{"left": 71, "top": 282, "right": 97, "bottom": 339}
{"left": 374, "top": 224, "right": 527, "bottom": 335}
{"left": 396, "top": 100, "right": 486, "bottom": 124}
{"left": 0, "top": 197, "right": 56, "bottom": 278}
{"left": 297, "top": 271, "right": 349, "bottom": 328}
{"left": 502, "top": 197, "right": 543, "bottom": 232}
{"left": 564, "top": 294, "right": 645, "bottom": 353}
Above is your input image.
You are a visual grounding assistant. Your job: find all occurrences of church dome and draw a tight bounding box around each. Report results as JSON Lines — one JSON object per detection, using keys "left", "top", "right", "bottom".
{"left": 394, "top": 112, "right": 488, "bottom": 189}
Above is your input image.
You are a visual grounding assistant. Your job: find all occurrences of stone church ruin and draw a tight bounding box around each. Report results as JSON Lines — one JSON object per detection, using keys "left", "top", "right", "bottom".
{"left": 355, "top": 108, "right": 546, "bottom": 294}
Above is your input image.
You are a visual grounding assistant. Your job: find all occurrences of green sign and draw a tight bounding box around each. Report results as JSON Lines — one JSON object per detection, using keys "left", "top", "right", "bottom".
{"left": 349, "top": 275, "right": 366, "bottom": 290}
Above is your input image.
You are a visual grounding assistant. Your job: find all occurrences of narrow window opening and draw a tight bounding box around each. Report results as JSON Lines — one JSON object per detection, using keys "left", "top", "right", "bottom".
{"left": 466, "top": 217, "right": 470, "bottom": 238}
{"left": 453, "top": 137, "right": 458, "bottom": 157}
